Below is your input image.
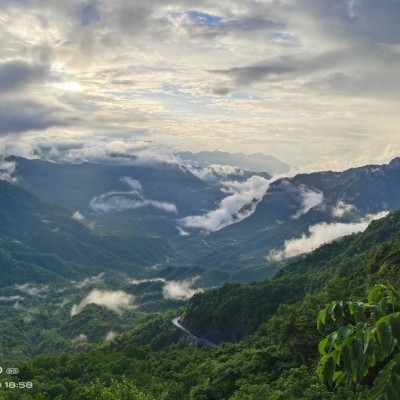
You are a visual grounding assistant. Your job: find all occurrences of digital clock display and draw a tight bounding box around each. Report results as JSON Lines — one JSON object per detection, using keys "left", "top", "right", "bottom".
{"left": 0, "top": 382, "right": 33, "bottom": 389}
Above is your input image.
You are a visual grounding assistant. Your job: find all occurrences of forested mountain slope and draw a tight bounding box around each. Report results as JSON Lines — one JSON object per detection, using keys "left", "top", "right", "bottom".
{"left": 5, "top": 207, "right": 400, "bottom": 399}
{"left": 0, "top": 180, "right": 174, "bottom": 285}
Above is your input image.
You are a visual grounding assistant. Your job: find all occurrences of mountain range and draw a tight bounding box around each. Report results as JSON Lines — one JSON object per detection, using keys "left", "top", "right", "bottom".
{"left": 1, "top": 155, "right": 400, "bottom": 287}
{"left": 178, "top": 150, "right": 290, "bottom": 175}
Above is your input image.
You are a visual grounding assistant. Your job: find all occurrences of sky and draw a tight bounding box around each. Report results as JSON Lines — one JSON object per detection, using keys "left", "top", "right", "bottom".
{"left": 0, "top": 0, "right": 400, "bottom": 171}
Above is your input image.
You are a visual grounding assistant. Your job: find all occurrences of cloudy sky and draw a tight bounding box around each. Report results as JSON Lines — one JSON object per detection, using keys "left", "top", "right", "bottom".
{"left": 1, "top": 0, "right": 399, "bottom": 170}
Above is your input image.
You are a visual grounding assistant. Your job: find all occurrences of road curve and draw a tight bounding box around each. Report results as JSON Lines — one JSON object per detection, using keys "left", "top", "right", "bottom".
{"left": 172, "top": 317, "right": 218, "bottom": 348}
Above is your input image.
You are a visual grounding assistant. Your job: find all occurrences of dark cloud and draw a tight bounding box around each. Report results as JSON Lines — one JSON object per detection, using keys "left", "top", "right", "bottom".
{"left": 0, "top": 61, "right": 50, "bottom": 93}
{"left": 77, "top": 0, "right": 101, "bottom": 26}
{"left": 212, "top": 87, "right": 234, "bottom": 96}
{"left": 0, "top": 99, "right": 79, "bottom": 135}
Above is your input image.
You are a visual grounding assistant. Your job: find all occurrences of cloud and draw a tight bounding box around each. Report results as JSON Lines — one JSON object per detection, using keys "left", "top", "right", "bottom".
{"left": 0, "top": 159, "right": 17, "bottom": 183}
{"left": 187, "top": 164, "right": 245, "bottom": 182}
{"left": 71, "top": 211, "right": 85, "bottom": 221}
{"left": 179, "top": 175, "right": 270, "bottom": 232}
{"left": 129, "top": 276, "right": 202, "bottom": 300}
{"left": 292, "top": 186, "right": 324, "bottom": 219}
{"left": 0, "top": 295, "right": 24, "bottom": 302}
{"left": 89, "top": 176, "right": 178, "bottom": 214}
{"left": 23, "top": 315, "right": 34, "bottom": 324}
{"left": 73, "top": 333, "right": 88, "bottom": 342}
{"left": 162, "top": 277, "right": 203, "bottom": 300}
{"left": 0, "top": 0, "right": 399, "bottom": 171}
{"left": 73, "top": 273, "right": 105, "bottom": 289}
{"left": 0, "top": 60, "right": 50, "bottom": 93}
{"left": 176, "top": 226, "right": 190, "bottom": 236}
{"left": 15, "top": 283, "right": 49, "bottom": 297}
{"left": 268, "top": 211, "right": 389, "bottom": 261}
{"left": 104, "top": 330, "right": 118, "bottom": 341}
{"left": 0, "top": 99, "right": 78, "bottom": 135}
{"left": 331, "top": 200, "right": 357, "bottom": 218}
{"left": 129, "top": 278, "right": 165, "bottom": 285}
{"left": 71, "top": 289, "right": 136, "bottom": 316}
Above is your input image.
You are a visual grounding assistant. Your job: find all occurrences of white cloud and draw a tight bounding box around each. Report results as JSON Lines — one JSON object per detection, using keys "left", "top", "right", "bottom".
{"left": 129, "top": 277, "right": 166, "bottom": 285}
{"left": 268, "top": 211, "right": 389, "bottom": 261}
{"left": 0, "top": 295, "right": 24, "bottom": 302}
{"left": 331, "top": 200, "right": 357, "bottom": 218}
{"left": 162, "top": 277, "right": 203, "bottom": 300}
{"left": 73, "top": 333, "right": 88, "bottom": 342}
{"left": 70, "top": 289, "right": 136, "bottom": 316}
{"left": 292, "top": 186, "right": 324, "bottom": 219}
{"left": 176, "top": 226, "right": 190, "bottom": 236}
{"left": 71, "top": 210, "right": 85, "bottom": 221}
{"left": 179, "top": 175, "right": 270, "bottom": 232}
{"left": 129, "top": 276, "right": 203, "bottom": 300}
{"left": 187, "top": 164, "right": 245, "bottom": 182}
{"left": 0, "top": 1, "right": 399, "bottom": 170}
{"left": 73, "top": 273, "right": 105, "bottom": 289}
{"left": 15, "top": 283, "right": 49, "bottom": 297}
{"left": 104, "top": 330, "right": 118, "bottom": 341}
{"left": 0, "top": 159, "right": 17, "bottom": 183}
{"left": 23, "top": 315, "right": 34, "bottom": 324}
{"left": 89, "top": 176, "right": 177, "bottom": 214}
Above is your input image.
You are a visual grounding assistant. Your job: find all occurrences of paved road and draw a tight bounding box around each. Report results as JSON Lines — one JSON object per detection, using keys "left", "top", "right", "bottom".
{"left": 172, "top": 317, "right": 218, "bottom": 348}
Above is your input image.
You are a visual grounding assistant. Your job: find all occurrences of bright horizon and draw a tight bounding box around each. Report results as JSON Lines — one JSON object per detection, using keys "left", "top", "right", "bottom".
{"left": 1, "top": 0, "right": 400, "bottom": 171}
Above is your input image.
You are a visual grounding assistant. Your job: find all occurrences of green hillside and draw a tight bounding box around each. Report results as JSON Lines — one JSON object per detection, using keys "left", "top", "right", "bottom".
{"left": 0, "top": 180, "right": 176, "bottom": 285}
{"left": 3, "top": 207, "right": 400, "bottom": 399}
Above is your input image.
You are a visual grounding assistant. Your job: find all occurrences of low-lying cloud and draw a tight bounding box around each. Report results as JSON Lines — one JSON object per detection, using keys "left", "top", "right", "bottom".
{"left": 15, "top": 283, "right": 49, "bottom": 297}
{"left": 188, "top": 164, "right": 245, "bottom": 182}
{"left": 0, "top": 159, "right": 17, "bottom": 183}
{"left": 179, "top": 175, "right": 270, "bottom": 232}
{"left": 104, "top": 331, "right": 118, "bottom": 341}
{"left": 129, "top": 276, "right": 203, "bottom": 300}
{"left": 73, "top": 273, "right": 105, "bottom": 289}
{"left": 89, "top": 177, "right": 177, "bottom": 214}
{"left": 71, "top": 289, "right": 136, "bottom": 316}
{"left": 331, "top": 201, "right": 357, "bottom": 218}
{"left": 0, "top": 295, "right": 24, "bottom": 302}
{"left": 268, "top": 211, "right": 389, "bottom": 261}
{"left": 163, "top": 277, "right": 203, "bottom": 300}
{"left": 71, "top": 211, "right": 85, "bottom": 221}
{"left": 292, "top": 186, "right": 324, "bottom": 219}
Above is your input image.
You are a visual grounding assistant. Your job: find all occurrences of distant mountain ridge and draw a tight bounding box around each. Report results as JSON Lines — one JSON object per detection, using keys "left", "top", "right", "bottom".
{"left": 1, "top": 155, "right": 400, "bottom": 287}
{"left": 178, "top": 150, "right": 290, "bottom": 175}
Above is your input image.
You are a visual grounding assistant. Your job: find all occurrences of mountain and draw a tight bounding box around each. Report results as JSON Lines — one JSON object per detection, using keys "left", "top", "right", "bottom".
{"left": 192, "top": 159, "right": 400, "bottom": 271}
{"left": 178, "top": 150, "right": 290, "bottom": 175}
{"left": 11, "top": 202, "right": 400, "bottom": 399}
{"left": 3, "top": 156, "right": 400, "bottom": 286}
{"left": 0, "top": 180, "right": 177, "bottom": 285}
{"left": 9, "top": 156, "right": 224, "bottom": 218}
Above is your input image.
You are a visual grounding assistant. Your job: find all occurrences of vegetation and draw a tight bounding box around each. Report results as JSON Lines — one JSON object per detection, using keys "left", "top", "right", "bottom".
{"left": 0, "top": 208, "right": 400, "bottom": 398}
{"left": 318, "top": 284, "right": 400, "bottom": 399}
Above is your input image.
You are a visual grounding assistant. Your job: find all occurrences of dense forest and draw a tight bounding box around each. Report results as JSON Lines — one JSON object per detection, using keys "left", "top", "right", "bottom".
{"left": 2, "top": 208, "right": 400, "bottom": 398}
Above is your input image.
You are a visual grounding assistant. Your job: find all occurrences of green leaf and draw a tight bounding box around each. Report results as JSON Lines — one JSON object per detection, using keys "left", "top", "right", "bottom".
{"left": 317, "top": 308, "right": 328, "bottom": 331}
{"left": 325, "top": 356, "right": 336, "bottom": 388}
{"left": 376, "top": 320, "right": 397, "bottom": 356}
{"left": 349, "top": 301, "right": 366, "bottom": 324}
{"left": 336, "top": 326, "right": 353, "bottom": 347}
{"left": 390, "top": 315, "right": 400, "bottom": 342}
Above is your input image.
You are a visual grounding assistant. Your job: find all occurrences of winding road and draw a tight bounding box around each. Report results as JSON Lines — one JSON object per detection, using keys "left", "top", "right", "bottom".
{"left": 172, "top": 317, "right": 218, "bottom": 348}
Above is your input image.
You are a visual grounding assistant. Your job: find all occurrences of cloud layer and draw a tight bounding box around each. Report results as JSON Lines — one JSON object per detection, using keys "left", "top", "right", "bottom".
{"left": 179, "top": 175, "right": 270, "bottom": 232}
{"left": 129, "top": 276, "right": 203, "bottom": 300}
{"left": 0, "top": 1, "right": 399, "bottom": 170}
{"left": 71, "top": 289, "right": 136, "bottom": 316}
{"left": 268, "top": 211, "right": 389, "bottom": 261}
{"left": 89, "top": 176, "right": 178, "bottom": 214}
{"left": 292, "top": 186, "right": 324, "bottom": 219}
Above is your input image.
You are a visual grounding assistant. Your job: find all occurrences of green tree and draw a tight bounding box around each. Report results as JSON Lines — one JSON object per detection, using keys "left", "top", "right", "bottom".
{"left": 317, "top": 284, "right": 400, "bottom": 399}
